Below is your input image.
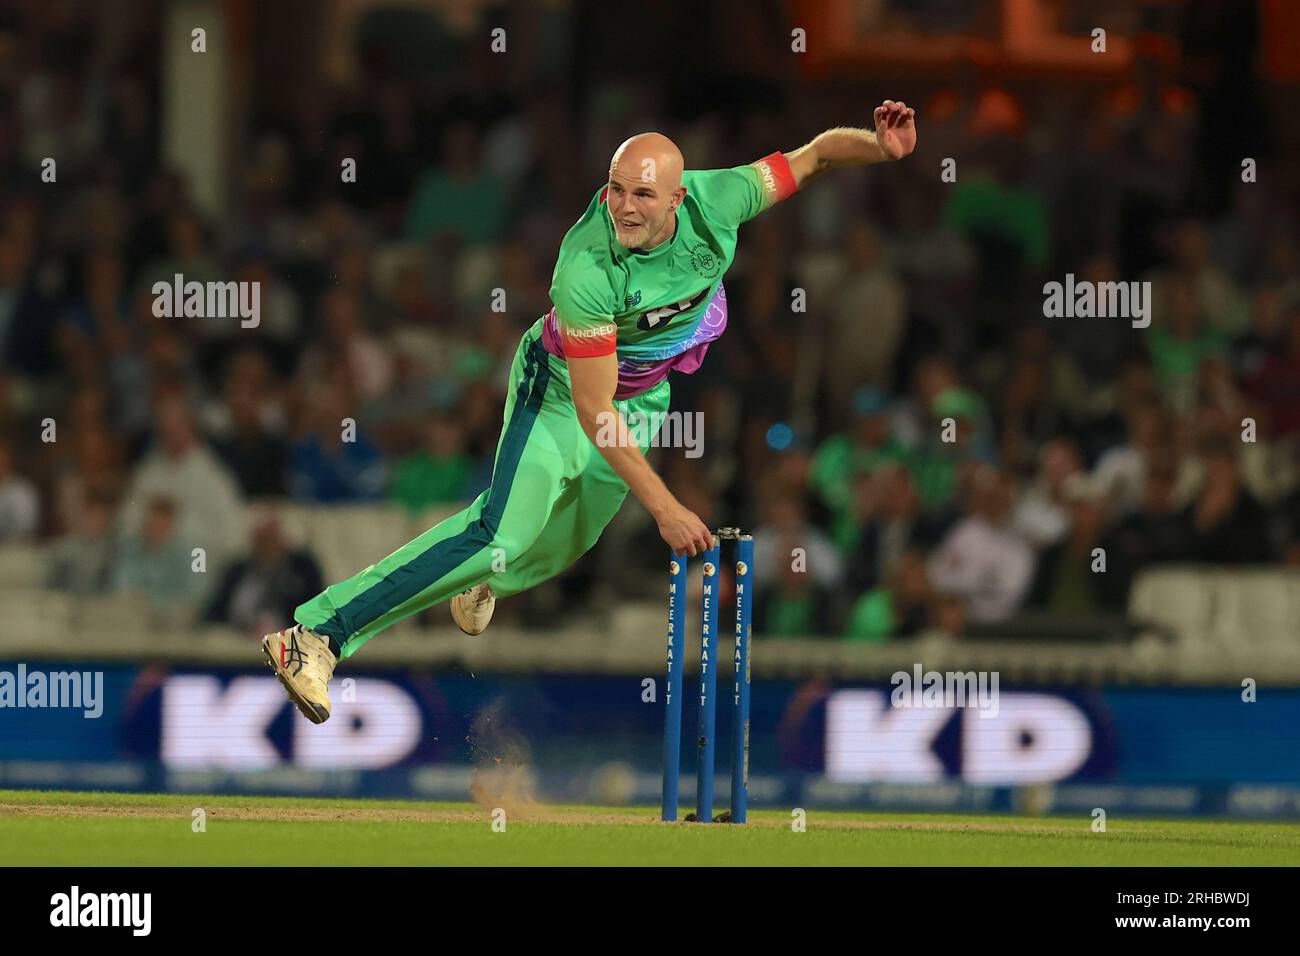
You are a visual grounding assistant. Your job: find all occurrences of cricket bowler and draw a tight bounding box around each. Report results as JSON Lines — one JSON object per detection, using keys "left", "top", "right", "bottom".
{"left": 263, "top": 100, "right": 918, "bottom": 722}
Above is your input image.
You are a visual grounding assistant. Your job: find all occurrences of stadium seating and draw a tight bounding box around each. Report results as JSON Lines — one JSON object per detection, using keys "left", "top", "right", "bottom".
{"left": 2, "top": 530, "right": 1297, "bottom": 683}
{"left": 1128, "top": 564, "right": 1300, "bottom": 660}
{"left": 0, "top": 544, "right": 49, "bottom": 589}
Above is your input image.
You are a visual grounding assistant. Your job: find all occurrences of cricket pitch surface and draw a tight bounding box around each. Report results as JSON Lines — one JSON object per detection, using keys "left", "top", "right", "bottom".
{"left": 2, "top": 790, "right": 1296, "bottom": 865}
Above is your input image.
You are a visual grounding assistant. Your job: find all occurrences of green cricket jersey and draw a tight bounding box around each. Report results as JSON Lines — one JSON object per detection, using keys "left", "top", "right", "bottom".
{"left": 539, "top": 151, "right": 797, "bottom": 397}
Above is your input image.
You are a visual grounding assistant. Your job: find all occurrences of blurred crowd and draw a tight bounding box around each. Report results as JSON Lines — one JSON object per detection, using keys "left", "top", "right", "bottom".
{"left": 0, "top": 1, "right": 1297, "bottom": 640}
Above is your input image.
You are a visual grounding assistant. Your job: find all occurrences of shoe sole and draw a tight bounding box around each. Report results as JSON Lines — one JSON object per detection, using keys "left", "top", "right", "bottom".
{"left": 451, "top": 593, "right": 494, "bottom": 636}
{"left": 260, "top": 635, "right": 330, "bottom": 724}
{"left": 453, "top": 616, "right": 488, "bottom": 636}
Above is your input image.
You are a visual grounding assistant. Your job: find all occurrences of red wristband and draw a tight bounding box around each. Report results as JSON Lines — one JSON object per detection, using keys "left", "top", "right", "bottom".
{"left": 755, "top": 151, "right": 798, "bottom": 202}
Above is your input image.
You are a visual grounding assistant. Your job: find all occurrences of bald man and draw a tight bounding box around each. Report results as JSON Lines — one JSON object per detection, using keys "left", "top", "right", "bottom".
{"left": 264, "top": 102, "right": 918, "bottom": 724}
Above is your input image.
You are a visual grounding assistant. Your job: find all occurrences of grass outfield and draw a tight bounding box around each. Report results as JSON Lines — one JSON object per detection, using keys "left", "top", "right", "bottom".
{"left": 1, "top": 789, "right": 1298, "bottom": 865}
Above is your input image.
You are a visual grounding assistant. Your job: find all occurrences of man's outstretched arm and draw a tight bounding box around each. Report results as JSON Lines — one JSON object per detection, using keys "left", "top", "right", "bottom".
{"left": 782, "top": 99, "right": 918, "bottom": 190}
{"left": 567, "top": 351, "right": 714, "bottom": 558}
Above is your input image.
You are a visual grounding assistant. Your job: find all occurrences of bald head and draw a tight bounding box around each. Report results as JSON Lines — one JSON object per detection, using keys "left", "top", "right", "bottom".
{"left": 610, "top": 132, "right": 683, "bottom": 191}
{"left": 606, "top": 132, "right": 686, "bottom": 251}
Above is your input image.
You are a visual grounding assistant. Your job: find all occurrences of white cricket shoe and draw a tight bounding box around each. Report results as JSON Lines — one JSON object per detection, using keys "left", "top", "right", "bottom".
{"left": 450, "top": 581, "right": 496, "bottom": 636}
{"left": 261, "top": 624, "right": 336, "bottom": 724}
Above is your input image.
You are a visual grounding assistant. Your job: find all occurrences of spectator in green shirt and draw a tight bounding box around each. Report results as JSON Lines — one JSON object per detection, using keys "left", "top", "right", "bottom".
{"left": 942, "top": 171, "right": 1049, "bottom": 270}
{"left": 906, "top": 386, "right": 996, "bottom": 512}
{"left": 390, "top": 415, "right": 473, "bottom": 513}
{"left": 1147, "top": 278, "right": 1229, "bottom": 412}
{"left": 404, "top": 121, "right": 507, "bottom": 245}
{"left": 754, "top": 560, "right": 836, "bottom": 638}
{"left": 845, "top": 549, "right": 932, "bottom": 642}
{"left": 810, "top": 387, "right": 907, "bottom": 550}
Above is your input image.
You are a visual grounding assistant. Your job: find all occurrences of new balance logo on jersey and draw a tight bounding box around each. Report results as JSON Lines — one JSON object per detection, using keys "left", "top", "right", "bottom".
{"left": 636, "top": 286, "right": 710, "bottom": 331}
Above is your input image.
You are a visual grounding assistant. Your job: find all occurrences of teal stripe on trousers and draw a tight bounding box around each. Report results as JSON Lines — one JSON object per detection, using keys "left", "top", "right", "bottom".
{"left": 314, "top": 336, "right": 552, "bottom": 647}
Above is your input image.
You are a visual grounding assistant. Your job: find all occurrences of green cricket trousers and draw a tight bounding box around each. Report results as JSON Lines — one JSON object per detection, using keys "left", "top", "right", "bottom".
{"left": 295, "top": 319, "right": 670, "bottom": 659}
